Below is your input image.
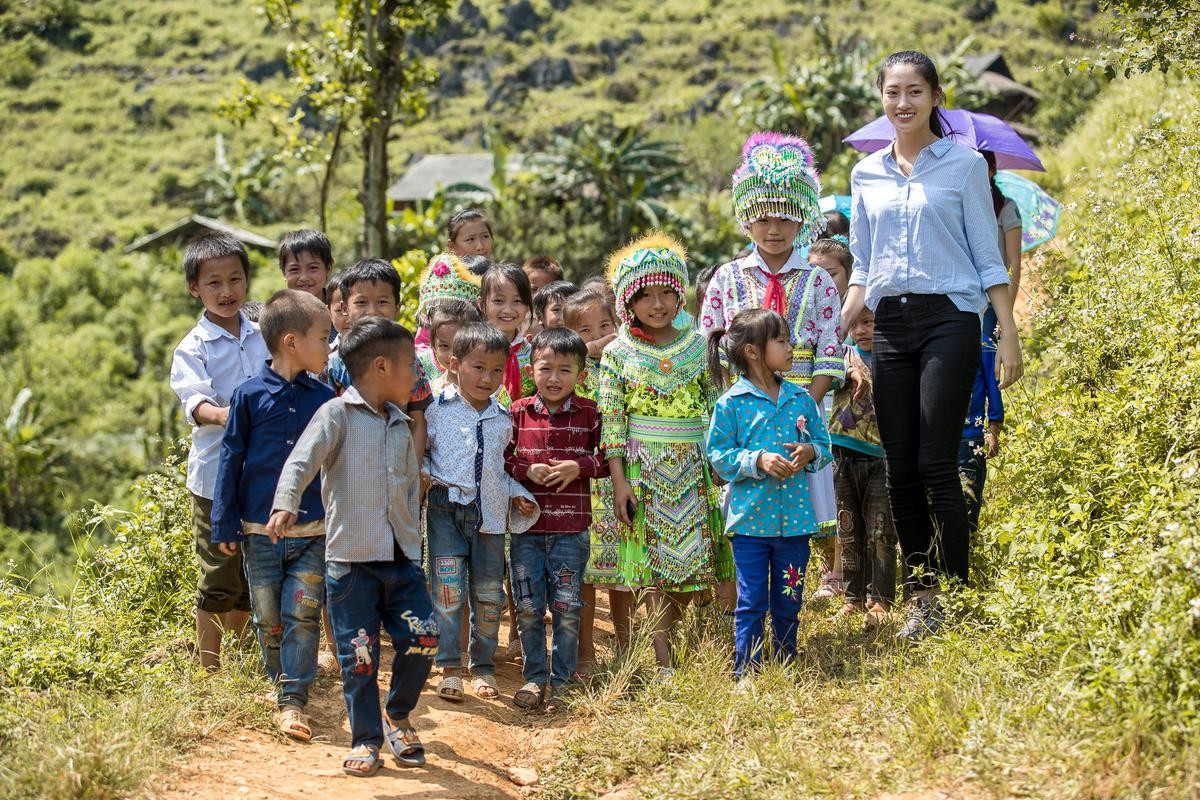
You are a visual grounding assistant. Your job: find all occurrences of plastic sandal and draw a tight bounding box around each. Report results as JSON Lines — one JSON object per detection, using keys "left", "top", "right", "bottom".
{"left": 512, "top": 681, "right": 544, "bottom": 709}
{"left": 277, "top": 706, "right": 312, "bottom": 742}
{"left": 384, "top": 723, "right": 425, "bottom": 767}
{"left": 436, "top": 675, "right": 464, "bottom": 702}
{"left": 473, "top": 674, "right": 500, "bottom": 699}
{"left": 342, "top": 744, "right": 382, "bottom": 777}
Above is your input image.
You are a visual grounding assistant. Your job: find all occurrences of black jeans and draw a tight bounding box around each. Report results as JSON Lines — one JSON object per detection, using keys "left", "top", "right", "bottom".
{"left": 872, "top": 294, "right": 980, "bottom": 589}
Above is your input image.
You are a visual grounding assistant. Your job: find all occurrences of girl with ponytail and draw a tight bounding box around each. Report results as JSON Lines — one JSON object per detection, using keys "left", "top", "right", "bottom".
{"left": 706, "top": 308, "right": 832, "bottom": 678}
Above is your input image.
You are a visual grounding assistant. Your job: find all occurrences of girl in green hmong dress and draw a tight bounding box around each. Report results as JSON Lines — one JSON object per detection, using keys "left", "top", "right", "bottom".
{"left": 563, "top": 288, "right": 630, "bottom": 675}
{"left": 598, "top": 233, "right": 734, "bottom": 675}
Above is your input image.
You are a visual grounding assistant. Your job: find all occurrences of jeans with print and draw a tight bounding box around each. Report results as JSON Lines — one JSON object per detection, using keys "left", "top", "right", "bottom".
{"left": 872, "top": 294, "right": 981, "bottom": 589}
{"left": 958, "top": 438, "right": 988, "bottom": 535}
{"left": 426, "top": 486, "right": 506, "bottom": 675}
{"left": 730, "top": 534, "right": 811, "bottom": 677}
{"left": 326, "top": 557, "right": 438, "bottom": 750}
{"left": 510, "top": 531, "right": 589, "bottom": 688}
{"left": 833, "top": 448, "right": 898, "bottom": 606}
{"left": 243, "top": 533, "right": 325, "bottom": 708}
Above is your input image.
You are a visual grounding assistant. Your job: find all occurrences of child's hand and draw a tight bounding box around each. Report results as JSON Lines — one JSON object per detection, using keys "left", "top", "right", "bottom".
{"left": 527, "top": 464, "right": 552, "bottom": 485}
{"left": 421, "top": 471, "right": 431, "bottom": 502}
{"left": 612, "top": 478, "right": 637, "bottom": 527}
{"left": 985, "top": 422, "right": 1001, "bottom": 459}
{"left": 217, "top": 542, "right": 240, "bottom": 557}
{"left": 786, "top": 442, "right": 815, "bottom": 470}
{"left": 265, "top": 510, "right": 296, "bottom": 544}
{"left": 511, "top": 496, "right": 537, "bottom": 514}
{"left": 586, "top": 333, "right": 617, "bottom": 359}
{"left": 545, "top": 459, "right": 581, "bottom": 491}
{"left": 758, "top": 451, "right": 796, "bottom": 479}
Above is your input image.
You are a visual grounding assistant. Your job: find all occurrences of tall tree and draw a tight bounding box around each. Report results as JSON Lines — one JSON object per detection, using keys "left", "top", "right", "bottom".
{"left": 226, "top": 0, "right": 449, "bottom": 254}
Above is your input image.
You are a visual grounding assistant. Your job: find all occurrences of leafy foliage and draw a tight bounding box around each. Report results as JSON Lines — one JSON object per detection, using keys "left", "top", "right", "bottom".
{"left": 0, "top": 388, "right": 68, "bottom": 531}
{"left": 1088, "top": 0, "right": 1200, "bottom": 76}
{"left": 730, "top": 19, "right": 879, "bottom": 168}
{"left": 196, "top": 133, "right": 284, "bottom": 224}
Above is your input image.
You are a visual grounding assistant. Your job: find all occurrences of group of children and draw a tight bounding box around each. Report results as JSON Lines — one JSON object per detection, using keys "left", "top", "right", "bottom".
{"left": 170, "top": 132, "right": 1004, "bottom": 778}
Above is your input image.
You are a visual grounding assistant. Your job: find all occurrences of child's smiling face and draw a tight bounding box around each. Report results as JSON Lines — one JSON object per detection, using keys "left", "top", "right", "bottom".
{"left": 749, "top": 217, "right": 802, "bottom": 259}
{"left": 452, "top": 346, "right": 506, "bottom": 409}
{"left": 568, "top": 301, "right": 616, "bottom": 345}
{"left": 629, "top": 285, "right": 679, "bottom": 332}
{"left": 483, "top": 277, "right": 527, "bottom": 340}
{"left": 282, "top": 250, "right": 331, "bottom": 298}
{"left": 189, "top": 255, "right": 247, "bottom": 322}
{"left": 346, "top": 279, "right": 398, "bottom": 324}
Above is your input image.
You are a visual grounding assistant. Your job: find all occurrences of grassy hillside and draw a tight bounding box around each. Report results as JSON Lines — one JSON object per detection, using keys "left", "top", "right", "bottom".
{"left": 0, "top": 0, "right": 1103, "bottom": 262}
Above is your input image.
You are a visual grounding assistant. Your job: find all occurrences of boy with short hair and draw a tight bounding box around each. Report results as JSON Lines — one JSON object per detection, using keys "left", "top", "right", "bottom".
{"left": 279, "top": 229, "right": 334, "bottom": 301}
{"left": 425, "top": 322, "right": 539, "bottom": 703}
{"left": 325, "top": 258, "right": 432, "bottom": 467}
{"left": 210, "top": 289, "right": 335, "bottom": 739}
{"left": 170, "top": 233, "right": 270, "bottom": 671}
{"left": 268, "top": 317, "right": 437, "bottom": 778}
{"left": 828, "top": 307, "right": 897, "bottom": 629}
{"left": 532, "top": 280, "right": 578, "bottom": 331}
{"left": 505, "top": 328, "right": 606, "bottom": 710}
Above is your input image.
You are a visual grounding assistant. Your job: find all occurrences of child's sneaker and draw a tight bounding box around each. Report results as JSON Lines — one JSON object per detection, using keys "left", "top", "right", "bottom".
{"left": 896, "top": 594, "right": 944, "bottom": 642}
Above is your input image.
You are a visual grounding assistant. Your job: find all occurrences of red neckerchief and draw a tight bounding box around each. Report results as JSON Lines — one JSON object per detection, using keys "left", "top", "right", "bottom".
{"left": 504, "top": 341, "right": 523, "bottom": 400}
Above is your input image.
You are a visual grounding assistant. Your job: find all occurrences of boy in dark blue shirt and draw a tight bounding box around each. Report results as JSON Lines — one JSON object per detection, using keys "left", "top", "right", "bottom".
{"left": 959, "top": 334, "right": 1004, "bottom": 534}
{"left": 211, "top": 289, "right": 336, "bottom": 742}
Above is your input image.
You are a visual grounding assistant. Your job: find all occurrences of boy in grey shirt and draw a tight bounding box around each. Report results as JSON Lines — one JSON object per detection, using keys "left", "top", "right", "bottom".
{"left": 269, "top": 318, "right": 435, "bottom": 778}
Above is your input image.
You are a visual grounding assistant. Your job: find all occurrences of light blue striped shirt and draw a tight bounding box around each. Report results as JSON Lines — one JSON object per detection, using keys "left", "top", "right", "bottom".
{"left": 848, "top": 138, "right": 1009, "bottom": 314}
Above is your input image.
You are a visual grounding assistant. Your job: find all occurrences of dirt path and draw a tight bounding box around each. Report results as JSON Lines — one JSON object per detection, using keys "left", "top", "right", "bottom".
{"left": 154, "top": 606, "right": 614, "bottom": 800}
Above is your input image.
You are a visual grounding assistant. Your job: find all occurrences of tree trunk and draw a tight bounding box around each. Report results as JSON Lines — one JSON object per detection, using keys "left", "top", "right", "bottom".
{"left": 362, "top": 118, "right": 390, "bottom": 256}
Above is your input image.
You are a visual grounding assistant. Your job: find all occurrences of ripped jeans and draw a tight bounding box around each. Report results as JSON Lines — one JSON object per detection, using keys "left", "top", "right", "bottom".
{"left": 510, "top": 531, "right": 589, "bottom": 688}
{"left": 426, "top": 487, "right": 506, "bottom": 675}
{"left": 242, "top": 533, "right": 325, "bottom": 708}
{"left": 833, "top": 447, "right": 898, "bottom": 606}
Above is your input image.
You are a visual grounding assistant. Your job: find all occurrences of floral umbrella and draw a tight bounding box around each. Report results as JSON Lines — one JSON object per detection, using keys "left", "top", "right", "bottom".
{"left": 994, "top": 171, "right": 1060, "bottom": 252}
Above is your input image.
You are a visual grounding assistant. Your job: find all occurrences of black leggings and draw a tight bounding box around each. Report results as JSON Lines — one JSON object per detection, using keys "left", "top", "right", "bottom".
{"left": 871, "top": 294, "right": 980, "bottom": 589}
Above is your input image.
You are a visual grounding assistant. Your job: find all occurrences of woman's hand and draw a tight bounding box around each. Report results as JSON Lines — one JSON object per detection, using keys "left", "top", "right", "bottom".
{"left": 995, "top": 331, "right": 1023, "bottom": 389}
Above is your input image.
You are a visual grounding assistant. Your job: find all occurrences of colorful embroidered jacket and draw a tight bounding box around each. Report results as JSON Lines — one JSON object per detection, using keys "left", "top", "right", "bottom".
{"left": 415, "top": 342, "right": 445, "bottom": 384}
{"left": 699, "top": 250, "right": 845, "bottom": 388}
{"left": 707, "top": 376, "right": 832, "bottom": 537}
{"left": 596, "top": 327, "right": 716, "bottom": 460}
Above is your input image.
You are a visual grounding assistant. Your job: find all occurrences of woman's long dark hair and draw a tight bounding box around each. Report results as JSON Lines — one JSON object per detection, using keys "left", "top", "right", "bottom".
{"left": 877, "top": 50, "right": 946, "bottom": 139}
{"left": 706, "top": 308, "right": 789, "bottom": 394}
{"left": 979, "top": 150, "right": 1005, "bottom": 218}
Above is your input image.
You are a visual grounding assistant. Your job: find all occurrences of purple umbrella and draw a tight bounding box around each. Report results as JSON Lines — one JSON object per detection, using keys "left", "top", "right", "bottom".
{"left": 843, "top": 108, "right": 1045, "bottom": 172}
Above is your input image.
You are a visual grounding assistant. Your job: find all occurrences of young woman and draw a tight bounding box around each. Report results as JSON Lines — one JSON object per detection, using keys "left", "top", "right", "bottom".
{"left": 841, "top": 50, "right": 1023, "bottom": 640}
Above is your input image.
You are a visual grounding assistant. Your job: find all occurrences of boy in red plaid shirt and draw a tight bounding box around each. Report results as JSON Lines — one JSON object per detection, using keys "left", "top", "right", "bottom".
{"left": 505, "top": 328, "right": 608, "bottom": 711}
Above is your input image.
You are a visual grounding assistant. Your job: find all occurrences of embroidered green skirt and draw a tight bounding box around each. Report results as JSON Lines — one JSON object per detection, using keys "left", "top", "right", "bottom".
{"left": 616, "top": 415, "right": 734, "bottom": 592}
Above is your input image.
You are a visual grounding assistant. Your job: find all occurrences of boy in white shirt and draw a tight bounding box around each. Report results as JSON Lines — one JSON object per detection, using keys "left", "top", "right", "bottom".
{"left": 169, "top": 233, "right": 269, "bottom": 671}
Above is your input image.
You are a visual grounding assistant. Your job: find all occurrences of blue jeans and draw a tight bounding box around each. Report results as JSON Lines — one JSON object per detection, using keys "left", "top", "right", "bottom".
{"left": 326, "top": 557, "right": 437, "bottom": 750}
{"left": 958, "top": 438, "right": 988, "bottom": 535}
{"left": 426, "top": 486, "right": 506, "bottom": 674}
{"left": 731, "top": 534, "right": 811, "bottom": 677}
{"left": 510, "top": 531, "right": 589, "bottom": 688}
{"left": 243, "top": 534, "right": 325, "bottom": 708}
